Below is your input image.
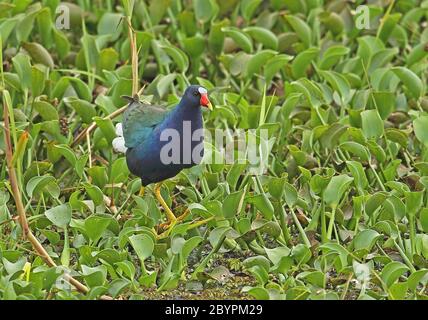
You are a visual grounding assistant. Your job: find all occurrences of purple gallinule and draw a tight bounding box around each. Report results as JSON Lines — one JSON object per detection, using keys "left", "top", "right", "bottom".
{"left": 113, "top": 85, "right": 213, "bottom": 237}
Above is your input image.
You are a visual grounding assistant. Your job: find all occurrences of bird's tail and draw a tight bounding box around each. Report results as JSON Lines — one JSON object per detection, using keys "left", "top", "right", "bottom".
{"left": 112, "top": 123, "right": 128, "bottom": 154}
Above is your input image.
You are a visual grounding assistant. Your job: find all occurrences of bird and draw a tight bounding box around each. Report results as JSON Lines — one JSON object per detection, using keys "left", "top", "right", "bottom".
{"left": 113, "top": 85, "right": 213, "bottom": 238}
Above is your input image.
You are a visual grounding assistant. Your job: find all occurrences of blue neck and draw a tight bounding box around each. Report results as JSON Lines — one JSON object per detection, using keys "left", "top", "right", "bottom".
{"left": 161, "top": 98, "right": 202, "bottom": 130}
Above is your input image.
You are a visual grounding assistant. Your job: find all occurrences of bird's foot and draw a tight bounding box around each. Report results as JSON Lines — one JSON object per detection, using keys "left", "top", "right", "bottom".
{"left": 156, "top": 219, "right": 177, "bottom": 240}
{"left": 156, "top": 214, "right": 214, "bottom": 240}
{"left": 157, "top": 208, "right": 189, "bottom": 230}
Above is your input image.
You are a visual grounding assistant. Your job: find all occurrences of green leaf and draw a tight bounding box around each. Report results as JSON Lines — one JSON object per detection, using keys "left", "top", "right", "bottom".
{"left": 182, "top": 236, "right": 203, "bottom": 260}
{"left": 285, "top": 15, "right": 311, "bottom": 48}
{"left": 22, "top": 42, "right": 54, "bottom": 69}
{"left": 318, "top": 45, "right": 350, "bottom": 70}
{"left": 129, "top": 234, "right": 154, "bottom": 262}
{"left": 298, "top": 271, "right": 325, "bottom": 288}
{"left": 26, "top": 175, "right": 59, "bottom": 198}
{"left": 53, "top": 144, "right": 77, "bottom": 166}
{"left": 160, "top": 44, "right": 189, "bottom": 73}
{"left": 16, "top": 6, "right": 39, "bottom": 42}
{"left": 244, "top": 26, "right": 278, "bottom": 50}
{"left": 182, "top": 35, "right": 205, "bottom": 59}
{"left": 45, "top": 204, "right": 71, "bottom": 228}
{"left": 407, "top": 269, "right": 428, "bottom": 291}
{"left": 319, "top": 123, "right": 347, "bottom": 149}
{"left": 420, "top": 208, "right": 428, "bottom": 233}
{"left": 240, "top": 0, "right": 262, "bottom": 21}
{"left": 365, "top": 192, "right": 388, "bottom": 217}
{"left": 247, "top": 194, "right": 274, "bottom": 220}
{"left": 97, "top": 13, "right": 123, "bottom": 39}
{"left": 340, "top": 141, "right": 371, "bottom": 162}
{"left": 31, "top": 65, "right": 46, "bottom": 97}
{"left": 222, "top": 190, "right": 245, "bottom": 219}
{"left": 264, "top": 54, "right": 292, "bottom": 82}
{"left": 208, "top": 20, "right": 227, "bottom": 55}
{"left": 265, "top": 246, "right": 291, "bottom": 266}
{"left": 84, "top": 216, "right": 112, "bottom": 243}
{"left": 156, "top": 73, "right": 176, "bottom": 98}
{"left": 81, "top": 265, "right": 107, "bottom": 288}
{"left": 243, "top": 255, "right": 271, "bottom": 273}
{"left": 0, "top": 17, "right": 19, "bottom": 45}
{"left": 361, "top": 109, "right": 384, "bottom": 139}
{"left": 291, "top": 47, "right": 319, "bottom": 79}
{"left": 63, "top": 97, "right": 96, "bottom": 124}
{"left": 391, "top": 67, "right": 424, "bottom": 99}
{"left": 222, "top": 27, "right": 253, "bottom": 53}
{"left": 268, "top": 177, "right": 286, "bottom": 200}
{"left": 378, "top": 12, "right": 401, "bottom": 43}
{"left": 33, "top": 101, "right": 58, "bottom": 121}
{"left": 283, "top": 182, "right": 298, "bottom": 207}
{"left": 53, "top": 28, "right": 70, "bottom": 60}
{"left": 405, "top": 191, "right": 423, "bottom": 216}
{"left": 97, "top": 48, "right": 119, "bottom": 74}
{"left": 245, "top": 50, "right": 277, "bottom": 78}
{"left": 193, "top": 0, "right": 216, "bottom": 23}
{"left": 346, "top": 161, "right": 368, "bottom": 193}
{"left": 353, "top": 229, "right": 381, "bottom": 252}
{"left": 83, "top": 183, "right": 104, "bottom": 206}
{"left": 388, "top": 282, "right": 408, "bottom": 300}
{"left": 12, "top": 53, "right": 32, "bottom": 90}
{"left": 323, "top": 175, "right": 353, "bottom": 208}
{"left": 381, "top": 261, "right": 409, "bottom": 288}
{"left": 226, "top": 162, "right": 248, "bottom": 191}
{"left": 247, "top": 265, "right": 269, "bottom": 285}
{"left": 407, "top": 43, "right": 428, "bottom": 67}
{"left": 148, "top": 0, "right": 169, "bottom": 25}
{"left": 115, "top": 260, "right": 136, "bottom": 280}
{"left": 245, "top": 287, "right": 270, "bottom": 300}
{"left": 94, "top": 117, "right": 116, "bottom": 144}
{"left": 319, "top": 12, "right": 344, "bottom": 36}
{"left": 318, "top": 70, "right": 351, "bottom": 103}
{"left": 414, "top": 116, "right": 428, "bottom": 146}
{"left": 385, "top": 128, "right": 408, "bottom": 148}
{"left": 108, "top": 279, "right": 131, "bottom": 298}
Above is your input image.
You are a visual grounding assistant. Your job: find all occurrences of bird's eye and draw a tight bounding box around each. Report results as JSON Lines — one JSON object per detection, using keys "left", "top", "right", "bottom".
{"left": 193, "top": 91, "right": 199, "bottom": 96}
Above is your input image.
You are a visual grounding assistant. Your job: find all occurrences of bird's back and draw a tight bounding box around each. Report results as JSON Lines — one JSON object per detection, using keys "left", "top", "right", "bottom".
{"left": 122, "top": 98, "right": 169, "bottom": 149}
{"left": 122, "top": 98, "right": 204, "bottom": 186}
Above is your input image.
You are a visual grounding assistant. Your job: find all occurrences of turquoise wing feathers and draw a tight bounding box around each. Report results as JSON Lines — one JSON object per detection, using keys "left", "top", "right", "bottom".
{"left": 122, "top": 98, "right": 169, "bottom": 148}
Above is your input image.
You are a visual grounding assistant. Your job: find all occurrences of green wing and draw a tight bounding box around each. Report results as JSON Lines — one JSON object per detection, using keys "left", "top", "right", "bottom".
{"left": 122, "top": 97, "right": 169, "bottom": 148}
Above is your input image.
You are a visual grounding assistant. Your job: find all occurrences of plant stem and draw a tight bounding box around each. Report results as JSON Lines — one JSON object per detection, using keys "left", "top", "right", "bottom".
{"left": 279, "top": 205, "right": 291, "bottom": 245}
{"left": 192, "top": 233, "right": 227, "bottom": 279}
{"left": 321, "top": 201, "right": 327, "bottom": 243}
{"left": 326, "top": 206, "right": 336, "bottom": 240}
{"left": 393, "top": 240, "right": 416, "bottom": 273}
{"left": 290, "top": 206, "right": 311, "bottom": 247}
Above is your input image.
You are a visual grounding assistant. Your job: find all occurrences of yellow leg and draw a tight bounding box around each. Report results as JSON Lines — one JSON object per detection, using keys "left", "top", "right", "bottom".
{"left": 157, "top": 216, "right": 214, "bottom": 240}
{"left": 152, "top": 182, "right": 214, "bottom": 239}
{"left": 154, "top": 182, "right": 177, "bottom": 223}
{"left": 139, "top": 186, "right": 145, "bottom": 196}
{"left": 177, "top": 209, "right": 190, "bottom": 222}
{"left": 158, "top": 208, "right": 190, "bottom": 229}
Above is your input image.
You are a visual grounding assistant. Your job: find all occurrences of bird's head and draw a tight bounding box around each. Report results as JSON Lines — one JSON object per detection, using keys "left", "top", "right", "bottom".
{"left": 183, "top": 85, "right": 213, "bottom": 110}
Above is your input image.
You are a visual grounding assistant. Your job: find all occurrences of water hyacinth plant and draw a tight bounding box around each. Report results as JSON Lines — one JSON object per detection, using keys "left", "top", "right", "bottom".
{"left": 0, "top": 0, "right": 428, "bottom": 301}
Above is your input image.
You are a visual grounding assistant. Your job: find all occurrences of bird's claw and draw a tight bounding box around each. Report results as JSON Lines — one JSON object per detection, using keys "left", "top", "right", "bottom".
{"left": 155, "top": 213, "right": 214, "bottom": 240}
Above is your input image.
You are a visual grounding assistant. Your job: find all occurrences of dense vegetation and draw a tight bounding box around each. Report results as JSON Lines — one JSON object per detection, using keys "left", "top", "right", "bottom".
{"left": 1, "top": 0, "right": 428, "bottom": 300}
